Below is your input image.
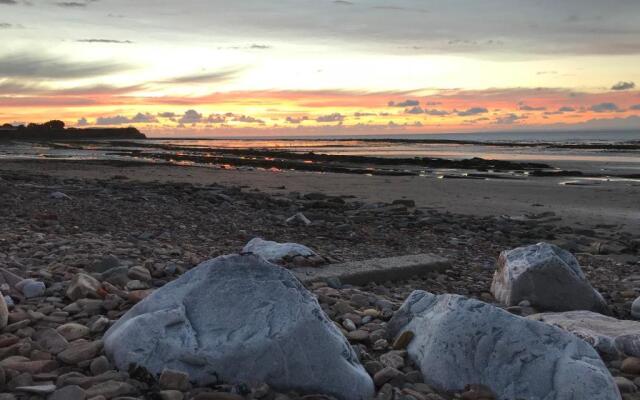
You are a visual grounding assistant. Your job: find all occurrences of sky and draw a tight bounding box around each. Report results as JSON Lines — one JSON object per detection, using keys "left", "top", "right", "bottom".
{"left": 1, "top": 0, "right": 640, "bottom": 137}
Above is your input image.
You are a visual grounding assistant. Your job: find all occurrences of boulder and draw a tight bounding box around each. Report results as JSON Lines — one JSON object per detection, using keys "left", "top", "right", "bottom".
{"left": 491, "top": 242, "right": 607, "bottom": 312}
{"left": 103, "top": 254, "right": 373, "bottom": 400}
{"left": 242, "top": 238, "right": 325, "bottom": 267}
{"left": 387, "top": 290, "right": 620, "bottom": 400}
{"left": 529, "top": 311, "right": 640, "bottom": 359}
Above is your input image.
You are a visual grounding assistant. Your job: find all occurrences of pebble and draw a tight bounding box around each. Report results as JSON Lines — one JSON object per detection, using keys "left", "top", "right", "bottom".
{"left": 159, "top": 368, "right": 191, "bottom": 391}
{"left": 58, "top": 340, "right": 103, "bottom": 364}
{"left": 622, "top": 358, "right": 640, "bottom": 375}
{"left": 392, "top": 331, "right": 415, "bottom": 350}
{"left": 49, "top": 385, "right": 86, "bottom": 400}
{"left": 56, "top": 323, "right": 91, "bottom": 341}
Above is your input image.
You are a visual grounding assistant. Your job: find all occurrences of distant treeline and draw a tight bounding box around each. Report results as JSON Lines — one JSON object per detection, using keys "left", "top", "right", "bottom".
{"left": 0, "top": 120, "right": 146, "bottom": 141}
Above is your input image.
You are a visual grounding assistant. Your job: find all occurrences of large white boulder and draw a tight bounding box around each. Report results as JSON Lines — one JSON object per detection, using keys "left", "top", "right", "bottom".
{"left": 529, "top": 311, "right": 640, "bottom": 359}
{"left": 387, "top": 291, "right": 620, "bottom": 400}
{"left": 491, "top": 242, "right": 607, "bottom": 312}
{"left": 103, "top": 254, "right": 373, "bottom": 400}
{"left": 242, "top": 238, "right": 324, "bottom": 267}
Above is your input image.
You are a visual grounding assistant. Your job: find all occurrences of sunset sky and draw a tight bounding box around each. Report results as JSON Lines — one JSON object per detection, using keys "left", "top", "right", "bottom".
{"left": 1, "top": 0, "right": 639, "bottom": 136}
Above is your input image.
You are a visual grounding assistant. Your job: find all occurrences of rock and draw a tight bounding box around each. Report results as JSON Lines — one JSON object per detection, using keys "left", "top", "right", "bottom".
{"left": 15, "top": 384, "right": 56, "bottom": 394}
{"left": 242, "top": 238, "right": 324, "bottom": 267}
{"left": 387, "top": 291, "right": 620, "bottom": 400}
{"left": 159, "top": 368, "right": 190, "bottom": 391}
{"left": 0, "top": 356, "right": 57, "bottom": 374}
{"left": 622, "top": 358, "right": 640, "bottom": 375}
{"left": 86, "top": 380, "right": 136, "bottom": 399}
{"left": 57, "top": 323, "right": 90, "bottom": 341}
{"left": 0, "top": 291, "right": 7, "bottom": 330}
{"left": 373, "top": 367, "right": 403, "bottom": 387}
{"left": 49, "top": 191, "right": 71, "bottom": 200}
{"left": 128, "top": 266, "right": 152, "bottom": 282}
{"left": 58, "top": 340, "right": 103, "bottom": 365}
{"left": 286, "top": 212, "right": 312, "bottom": 226}
{"left": 48, "top": 385, "right": 86, "bottom": 400}
{"left": 632, "top": 297, "right": 640, "bottom": 320}
{"left": 392, "top": 331, "right": 414, "bottom": 350}
{"left": 67, "top": 274, "right": 101, "bottom": 301}
{"left": 104, "top": 254, "right": 374, "bottom": 400}
{"left": 16, "top": 279, "right": 46, "bottom": 298}
{"left": 490, "top": 242, "right": 608, "bottom": 313}
{"left": 529, "top": 311, "right": 640, "bottom": 358}
{"left": 89, "top": 255, "right": 121, "bottom": 274}
{"left": 159, "top": 390, "right": 184, "bottom": 400}
{"left": 615, "top": 377, "right": 637, "bottom": 393}
{"left": 90, "top": 356, "right": 111, "bottom": 376}
{"left": 379, "top": 351, "right": 404, "bottom": 370}
{"left": 35, "top": 328, "right": 69, "bottom": 354}
{"left": 101, "top": 267, "right": 129, "bottom": 287}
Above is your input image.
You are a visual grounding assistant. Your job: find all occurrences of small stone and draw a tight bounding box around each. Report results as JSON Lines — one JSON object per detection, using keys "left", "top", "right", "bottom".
{"left": 67, "top": 274, "right": 101, "bottom": 301}
{"left": 0, "top": 292, "right": 8, "bottom": 330}
{"left": 35, "top": 328, "right": 69, "bottom": 354}
{"left": 58, "top": 340, "right": 103, "bottom": 365}
{"left": 347, "top": 330, "right": 369, "bottom": 342}
{"left": 392, "top": 331, "right": 414, "bottom": 350}
{"left": 128, "top": 266, "right": 152, "bottom": 282}
{"left": 85, "top": 380, "right": 136, "bottom": 399}
{"left": 622, "top": 358, "right": 640, "bottom": 375}
{"left": 342, "top": 319, "right": 357, "bottom": 332}
{"left": 16, "top": 279, "right": 46, "bottom": 298}
{"left": 159, "top": 368, "right": 190, "bottom": 391}
{"left": 380, "top": 351, "right": 405, "bottom": 370}
{"left": 15, "top": 384, "right": 56, "bottom": 394}
{"left": 159, "top": 390, "right": 184, "bottom": 400}
{"left": 90, "top": 356, "right": 111, "bottom": 376}
{"left": 373, "top": 367, "right": 403, "bottom": 387}
{"left": 56, "top": 323, "right": 90, "bottom": 341}
{"left": 48, "top": 385, "right": 86, "bottom": 400}
{"left": 89, "top": 317, "right": 110, "bottom": 333}
{"left": 616, "top": 376, "right": 637, "bottom": 393}
{"left": 89, "top": 255, "right": 121, "bottom": 274}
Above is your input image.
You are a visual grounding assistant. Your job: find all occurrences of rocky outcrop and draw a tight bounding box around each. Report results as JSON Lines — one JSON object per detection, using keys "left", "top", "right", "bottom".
{"left": 529, "top": 311, "right": 640, "bottom": 359}
{"left": 242, "top": 238, "right": 325, "bottom": 267}
{"left": 387, "top": 290, "right": 620, "bottom": 400}
{"left": 491, "top": 242, "right": 608, "bottom": 312}
{"left": 103, "top": 254, "right": 374, "bottom": 400}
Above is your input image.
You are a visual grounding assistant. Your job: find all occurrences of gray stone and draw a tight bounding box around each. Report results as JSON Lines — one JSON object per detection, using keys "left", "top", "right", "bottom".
{"left": 388, "top": 290, "right": 621, "bottom": 400}
{"left": 103, "top": 254, "right": 374, "bottom": 400}
{"left": 58, "top": 340, "right": 103, "bottom": 365}
{"left": 294, "top": 254, "right": 449, "bottom": 286}
{"left": 529, "top": 311, "right": 640, "bottom": 358}
{"left": 57, "top": 323, "right": 90, "bottom": 341}
{"left": 15, "top": 384, "right": 56, "bottom": 394}
{"left": 101, "top": 267, "right": 129, "bottom": 287}
{"left": 35, "top": 328, "right": 69, "bottom": 354}
{"left": 242, "top": 238, "right": 319, "bottom": 264}
{"left": 491, "top": 242, "right": 608, "bottom": 312}
{"left": 16, "top": 279, "right": 46, "bottom": 298}
{"left": 159, "top": 368, "right": 190, "bottom": 391}
{"left": 67, "top": 274, "right": 101, "bottom": 300}
{"left": 90, "top": 356, "right": 111, "bottom": 376}
{"left": 89, "top": 255, "right": 121, "bottom": 274}
{"left": 48, "top": 385, "right": 86, "bottom": 400}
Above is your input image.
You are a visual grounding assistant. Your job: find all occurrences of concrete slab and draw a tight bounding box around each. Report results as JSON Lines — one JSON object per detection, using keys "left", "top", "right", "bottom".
{"left": 293, "top": 253, "right": 450, "bottom": 286}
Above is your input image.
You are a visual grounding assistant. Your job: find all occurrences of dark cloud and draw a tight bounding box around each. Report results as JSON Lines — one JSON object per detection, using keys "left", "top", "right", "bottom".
{"left": 178, "top": 109, "right": 203, "bottom": 124}
{"left": 611, "top": 81, "right": 636, "bottom": 91}
{"left": 389, "top": 99, "right": 419, "bottom": 107}
{"left": 456, "top": 107, "right": 488, "bottom": 116}
{"left": 206, "top": 114, "right": 227, "bottom": 123}
{"left": 631, "top": 104, "right": 640, "bottom": 110}
{"left": 0, "top": 0, "right": 18, "bottom": 4}
{"left": 130, "top": 113, "right": 157, "bottom": 123}
{"left": 160, "top": 69, "right": 242, "bottom": 84}
{"left": 404, "top": 106, "right": 424, "bottom": 114}
{"left": 424, "top": 109, "right": 450, "bottom": 116}
{"left": 76, "top": 39, "right": 134, "bottom": 44}
{"left": 285, "top": 116, "right": 308, "bottom": 124}
{"left": 316, "top": 113, "right": 344, "bottom": 122}
{"left": 558, "top": 106, "right": 576, "bottom": 112}
{"left": 0, "top": 52, "right": 130, "bottom": 79}
{"left": 76, "top": 117, "right": 88, "bottom": 126}
{"left": 519, "top": 105, "right": 546, "bottom": 111}
{"left": 333, "top": 0, "right": 353, "bottom": 5}
{"left": 158, "top": 112, "right": 176, "bottom": 118}
{"left": 233, "top": 115, "right": 264, "bottom": 124}
{"left": 590, "top": 102, "right": 621, "bottom": 112}
{"left": 0, "top": 23, "right": 13, "bottom": 28}
{"left": 96, "top": 115, "right": 131, "bottom": 125}
{"left": 496, "top": 113, "right": 527, "bottom": 124}
{"left": 56, "top": 2, "right": 88, "bottom": 8}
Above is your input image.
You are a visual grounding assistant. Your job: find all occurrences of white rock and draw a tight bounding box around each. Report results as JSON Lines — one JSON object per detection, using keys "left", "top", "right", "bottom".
{"left": 387, "top": 291, "right": 621, "bottom": 400}
{"left": 286, "top": 212, "right": 312, "bottom": 226}
{"left": 529, "top": 310, "right": 640, "bottom": 359}
{"left": 491, "top": 242, "right": 607, "bottom": 312}
{"left": 49, "top": 191, "right": 71, "bottom": 200}
{"left": 104, "top": 254, "right": 374, "bottom": 400}
{"left": 242, "top": 238, "right": 319, "bottom": 264}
